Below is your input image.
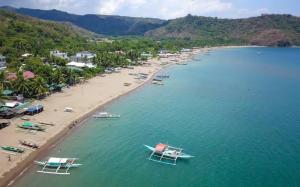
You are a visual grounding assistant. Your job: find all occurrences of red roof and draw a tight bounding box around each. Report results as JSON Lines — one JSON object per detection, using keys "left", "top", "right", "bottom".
{"left": 7, "top": 73, "right": 17, "bottom": 80}
{"left": 23, "top": 71, "right": 35, "bottom": 79}
{"left": 155, "top": 143, "right": 167, "bottom": 152}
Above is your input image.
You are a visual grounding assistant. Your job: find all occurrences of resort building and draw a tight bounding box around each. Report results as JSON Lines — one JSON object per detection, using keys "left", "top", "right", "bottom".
{"left": 75, "top": 51, "right": 96, "bottom": 61}
{"left": 21, "top": 53, "right": 32, "bottom": 58}
{"left": 67, "top": 61, "right": 96, "bottom": 69}
{"left": 158, "top": 50, "right": 174, "bottom": 58}
{"left": 50, "top": 50, "right": 69, "bottom": 59}
{"left": 180, "top": 48, "right": 192, "bottom": 52}
{"left": 0, "top": 54, "right": 6, "bottom": 70}
{"left": 141, "top": 52, "right": 153, "bottom": 59}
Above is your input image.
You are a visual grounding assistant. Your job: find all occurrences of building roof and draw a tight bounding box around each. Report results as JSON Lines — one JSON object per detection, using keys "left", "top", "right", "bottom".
{"left": 67, "top": 61, "right": 95, "bottom": 68}
{"left": 23, "top": 71, "right": 35, "bottom": 79}
{"left": 2, "top": 90, "right": 14, "bottom": 96}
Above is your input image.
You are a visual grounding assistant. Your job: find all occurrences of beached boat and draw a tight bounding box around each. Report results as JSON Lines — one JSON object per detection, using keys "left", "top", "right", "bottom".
{"left": 25, "top": 105, "right": 43, "bottom": 115}
{"left": 123, "top": 82, "right": 132, "bottom": 86}
{"left": 156, "top": 75, "right": 170, "bottom": 78}
{"left": 153, "top": 78, "right": 163, "bottom": 82}
{"left": 176, "top": 62, "right": 188, "bottom": 65}
{"left": 93, "top": 112, "right": 120, "bottom": 118}
{"left": 145, "top": 143, "right": 194, "bottom": 165}
{"left": 17, "top": 121, "right": 45, "bottom": 131}
{"left": 1, "top": 146, "right": 25, "bottom": 153}
{"left": 19, "top": 140, "right": 39, "bottom": 149}
{"left": 35, "top": 157, "right": 81, "bottom": 175}
{"left": 152, "top": 81, "right": 164, "bottom": 85}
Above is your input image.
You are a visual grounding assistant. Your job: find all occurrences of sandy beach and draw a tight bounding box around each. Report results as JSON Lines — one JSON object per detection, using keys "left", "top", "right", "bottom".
{"left": 0, "top": 48, "right": 204, "bottom": 186}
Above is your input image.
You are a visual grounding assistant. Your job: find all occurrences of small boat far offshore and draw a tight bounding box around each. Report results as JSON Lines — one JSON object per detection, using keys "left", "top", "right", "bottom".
{"left": 93, "top": 112, "right": 120, "bottom": 119}
{"left": 145, "top": 143, "right": 194, "bottom": 165}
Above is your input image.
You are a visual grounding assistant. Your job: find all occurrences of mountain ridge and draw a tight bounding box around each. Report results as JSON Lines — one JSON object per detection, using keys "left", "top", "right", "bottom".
{"left": 1, "top": 6, "right": 166, "bottom": 36}
{"left": 1, "top": 6, "right": 300, "bottom": 46}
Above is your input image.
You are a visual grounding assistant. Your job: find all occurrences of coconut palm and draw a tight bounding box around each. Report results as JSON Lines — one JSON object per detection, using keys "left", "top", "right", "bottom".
{"left": 32, "top": 76, "right": 48, "bottom": 98}
{"left": 51, "top": 69, "right": 65, "bottom": 84}
{"left": 65, "top": 69, "right": 78, "bottom": 85}
{"left": 14, "top": 72, "right": 30, "bottom": 97}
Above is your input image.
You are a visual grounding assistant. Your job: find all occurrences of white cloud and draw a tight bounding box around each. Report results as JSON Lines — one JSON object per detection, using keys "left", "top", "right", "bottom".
{"left": 97, "top": 0, "right": 232, "bottom": 18}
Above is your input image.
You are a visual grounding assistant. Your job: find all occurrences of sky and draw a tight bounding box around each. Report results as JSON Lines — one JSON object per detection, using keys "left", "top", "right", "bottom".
{"left": 0, "top": 0, "right": 299, "bottom": 19}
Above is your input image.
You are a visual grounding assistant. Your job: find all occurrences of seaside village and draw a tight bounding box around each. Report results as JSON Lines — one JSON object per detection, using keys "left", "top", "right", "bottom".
{"left": 0, "top": 46, "right": 207, "bottom": 176}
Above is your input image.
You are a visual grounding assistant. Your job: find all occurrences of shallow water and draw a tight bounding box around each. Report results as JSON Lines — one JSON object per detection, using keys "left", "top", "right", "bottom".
{"left": 13, "top": 47, "right": 300, "bottom": 187}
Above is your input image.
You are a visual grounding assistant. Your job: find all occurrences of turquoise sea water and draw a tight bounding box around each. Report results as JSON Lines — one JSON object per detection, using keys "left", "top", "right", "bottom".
{"left": 13, "top": 48, "right": 300, "bottom": 187}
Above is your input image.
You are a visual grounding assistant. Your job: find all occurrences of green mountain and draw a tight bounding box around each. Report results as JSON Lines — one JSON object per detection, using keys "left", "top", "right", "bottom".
{"left": 1, "top": 6, "right": 166, "bottom": 36}
{"left": 0, "top": 9, "right": 94, "bottom": 59}
{"left": 1, "top": 7, "right": 300, "bottom": 47}
{"left": 146, "top": 14, "right": 300, "bottom": 46}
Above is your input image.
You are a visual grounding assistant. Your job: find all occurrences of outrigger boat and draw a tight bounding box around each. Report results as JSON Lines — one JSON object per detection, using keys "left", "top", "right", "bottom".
{"left": 18, "top": 121, "right": 45, "bottom": 131}
{"left": 156, "top": 75, "right": 170, "bottom": 78}
{"left": 93, "top": 112, "right": 120, "bottom": 118}
{"left": 35, "top": 157, "right": 81, "bottom": 175}
{"left": 145, "top": 143, "right": 194, "bottom": 165}
{"left": 19, "top": 140, "right": 39, "bottom": 149}
{"left": 152, "top": 81, "right": 164, "bottom": 85}
{"left": 1, "top": 146, "right": 25, "bottom": 153}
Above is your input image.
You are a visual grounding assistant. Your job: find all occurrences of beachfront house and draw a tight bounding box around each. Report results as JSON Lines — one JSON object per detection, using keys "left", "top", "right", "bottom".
{"left": 141, "top": 52, "right": 153, "bottom": 59}
{"left": 21, "top": 53, "right": 32, "bottom": 58}
{"left": 74, "top": 51, "right": 96, "bottom": 62}
{"left": 0, "top": 54, "right": 6, "bottom": 70}
{"left": 67, "top": 61, "right": 96, "bottom": 69}
{"left": 158, "top": 50, "right": 174, "bottom": 58}
{"left": 180, "top": 48, "right": 192, "bottom": 52}
{"left": 50, "top": 50, "right": 69, "bottom": 60}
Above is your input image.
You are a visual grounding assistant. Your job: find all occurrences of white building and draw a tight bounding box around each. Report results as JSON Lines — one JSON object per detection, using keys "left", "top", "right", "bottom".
{"left": 141, "top": 52, "right": 152, "bottom": 59}
{"left": 21, "top": 53, "right": 32, "bottom": 58}
{"left": 75, "top": 51, "right": 96, "bottom": 60}
{"left": 50, "top": 50, "right": 68, "bottom": 59}
{"left": 67, "top": 61, "right": 95, "bottom": 69}
{"left": 0, "top": 54, "right": 6, "bottom": 70}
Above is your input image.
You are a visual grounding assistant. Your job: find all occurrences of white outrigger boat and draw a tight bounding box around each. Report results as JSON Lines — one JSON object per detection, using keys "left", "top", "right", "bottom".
{"left": 93, "top": 112, "right": 120, "bottom": 118}
{"left": 145, "top": 143, "right": 194, "bottom": 165}
{"left": 35, "top": 157, "right": 81, "bottom": 175}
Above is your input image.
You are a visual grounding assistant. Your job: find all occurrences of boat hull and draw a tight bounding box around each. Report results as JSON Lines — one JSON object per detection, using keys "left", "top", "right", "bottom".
{"left": 34, "top": 161, "right": 82, "bottom": 168}
{"left": 144, "top": 145, "right": 194, "bottom": 159}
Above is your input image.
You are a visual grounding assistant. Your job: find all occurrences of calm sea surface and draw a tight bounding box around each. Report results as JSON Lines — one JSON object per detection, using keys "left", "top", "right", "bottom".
{"left": 13, "top": 47, "right": 300, "bottom": 187}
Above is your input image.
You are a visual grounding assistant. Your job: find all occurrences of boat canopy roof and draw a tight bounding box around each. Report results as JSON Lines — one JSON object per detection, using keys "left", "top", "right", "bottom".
{"left": 48, "top": 157, "right": 68, "bottom": 164}
{"left": 155, "top": 143, "right": 167, "bottom": 152}
{"left": 22, "top": 121, "right": 34, "bottom": 127}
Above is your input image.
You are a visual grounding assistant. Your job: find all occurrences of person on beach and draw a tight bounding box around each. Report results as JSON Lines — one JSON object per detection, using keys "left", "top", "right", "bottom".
{"left": 8, "top": 155, "right": 11, "bottom": 162}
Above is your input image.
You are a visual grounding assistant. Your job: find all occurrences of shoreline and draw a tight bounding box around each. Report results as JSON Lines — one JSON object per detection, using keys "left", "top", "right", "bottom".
{"left": 0, "top": 47, "right": 201, "bottom": 187}
{"left": 0, "top": 45, "right": 258, "bottom": 187}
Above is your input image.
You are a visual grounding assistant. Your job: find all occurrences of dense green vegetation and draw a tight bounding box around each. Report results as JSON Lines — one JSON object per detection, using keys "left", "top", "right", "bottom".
{"left": 0, "top": 10, "right": 190, "bottom": 99}
{"left": 3, "top": 7, "right": 300, "bottom": 46}
{"left": 3, "top": 6, "right": 166, "bottom": 36}
{"left": 146, "top": 14, "right": 300, "bottom": 46}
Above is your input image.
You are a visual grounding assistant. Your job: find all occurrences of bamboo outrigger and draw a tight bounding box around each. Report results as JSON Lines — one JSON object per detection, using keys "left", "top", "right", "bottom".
{"left": 35, "top": 157, "right": 81, "bottom": 175}
{"left": 145, "top": 143, "right": 194, "bottom": 165}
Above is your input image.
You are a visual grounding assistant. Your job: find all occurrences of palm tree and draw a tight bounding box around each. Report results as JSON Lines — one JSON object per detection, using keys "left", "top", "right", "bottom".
{"left": 51, "top": 69, "right": 65, "bottom": 84}
{"left": 65, "top": 69, "right": 78, "bottom": 85}
{"left": 14, "top": 72, "right": 30, "bottom": 97}
{"left": 0, "top": 71, "right": 5, "bottom": 89}
{"left": 32, "top": 76, "right": 48, "bottom": 99}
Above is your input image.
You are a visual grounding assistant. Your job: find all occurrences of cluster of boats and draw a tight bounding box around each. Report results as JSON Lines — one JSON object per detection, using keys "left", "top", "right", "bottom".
{"left": 152, "top": 75, "right": 169, "bottom": 85}
{"left": 1, "top": 140, "right": 39, "bottom": 153}
{"left": 30, "top": 143, "right": 193, "bottom": 175}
